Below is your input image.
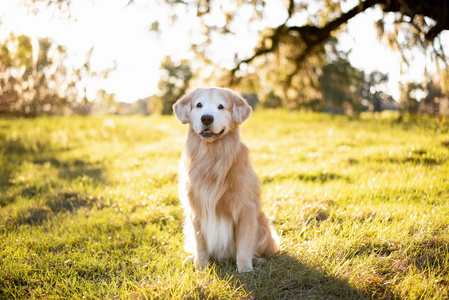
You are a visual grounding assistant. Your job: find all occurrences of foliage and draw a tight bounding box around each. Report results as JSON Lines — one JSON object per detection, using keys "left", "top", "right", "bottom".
{"left": 234, "top": 48, "right": 394, "bottom": 114}
{"left": 1, "top": 112, "right": 449, "bottom": 298}
{"left": 262, "top": 90, "right": 282, "bottom": 109}
{"left": 154, "top": 56, "right": 193, "bottom": 115}
{"left": 359, "top": 71, "right": 393, "bottom": 112}
{"left": 0, "top": 35, "right": 68, "bottom": 116}
{"left": 399, "top": 79, "right": 449, "bottom": 117}
{"left": 186, "top": 0, "right": 449, "bottom": 75}
{"left": 441, "top": 71, "right": 449, "bottom": 95}
{"left": 400, "top": 82, "right": 423, "bottom": 115}
{"left": 0, "top": 34, "right": 110, "bottom": 117}
{"left": 6, "top": 0, "right": 449, "bottom": 115}
{"left": 419, "top": 81, "right": 444, "bottom": 115}
{"left": 161, "top": 0, "right": 448, "bottom": 112}
{"left": 319, "top": 55, "right": 365, "bottom": 114}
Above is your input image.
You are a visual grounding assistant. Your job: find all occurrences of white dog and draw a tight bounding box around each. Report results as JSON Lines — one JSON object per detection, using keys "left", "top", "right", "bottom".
{"left": 173, "top": 87, "right": 279, "bottom": 272}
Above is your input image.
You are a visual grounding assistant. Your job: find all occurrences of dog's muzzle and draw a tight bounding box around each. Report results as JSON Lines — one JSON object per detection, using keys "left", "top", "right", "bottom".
{"left": 200, "top": 128, "right": 225, "bottom": 138}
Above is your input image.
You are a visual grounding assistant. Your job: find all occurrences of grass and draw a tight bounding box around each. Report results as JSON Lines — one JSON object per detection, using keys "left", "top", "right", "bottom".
{"left": 0, "top": 111, "right": 448, "bottom": 299}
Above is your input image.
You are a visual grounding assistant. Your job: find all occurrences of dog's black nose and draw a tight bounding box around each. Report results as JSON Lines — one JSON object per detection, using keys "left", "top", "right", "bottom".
{"left": 201, "top": 115, "right": 214, "bottom": 126}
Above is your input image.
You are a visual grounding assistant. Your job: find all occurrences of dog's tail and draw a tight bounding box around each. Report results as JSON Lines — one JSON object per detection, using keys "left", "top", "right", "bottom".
{"left": 256, "top": 212, "right": 280, "bottom": 256}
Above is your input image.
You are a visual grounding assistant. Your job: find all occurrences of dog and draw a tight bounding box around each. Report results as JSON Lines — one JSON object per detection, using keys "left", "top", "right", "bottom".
{"left": 173, "top": 87, "right": 279, "bottom": 272}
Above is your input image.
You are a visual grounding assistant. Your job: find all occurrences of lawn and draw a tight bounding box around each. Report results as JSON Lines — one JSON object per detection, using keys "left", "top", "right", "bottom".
{"left": 1, "top": 111, "right": 448, "bottom": 299}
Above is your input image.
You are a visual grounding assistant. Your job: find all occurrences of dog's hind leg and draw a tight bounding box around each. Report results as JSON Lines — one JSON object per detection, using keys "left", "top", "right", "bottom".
{"left": 256, "top": 211, "right": 280, "bottom": 256}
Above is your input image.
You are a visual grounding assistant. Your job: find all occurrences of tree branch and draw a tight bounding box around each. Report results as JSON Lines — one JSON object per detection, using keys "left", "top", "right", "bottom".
{"left": 230, "top": 25, "right": 285, "bottom": 80}
{"left": 229, "top": 0, "right": 449, "bottom": 82}
{"left": 231, "top": 0, "right": 382, "bottom": 79}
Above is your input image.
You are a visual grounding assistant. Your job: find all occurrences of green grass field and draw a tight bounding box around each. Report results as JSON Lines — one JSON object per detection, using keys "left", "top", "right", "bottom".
{"left": 1, "top": 111, "right": 448, "bottom": 299}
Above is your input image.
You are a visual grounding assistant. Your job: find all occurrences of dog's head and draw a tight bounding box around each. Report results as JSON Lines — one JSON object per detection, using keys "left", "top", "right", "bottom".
{"left": 173, "top": 87, "right": 252, "bottom": 141}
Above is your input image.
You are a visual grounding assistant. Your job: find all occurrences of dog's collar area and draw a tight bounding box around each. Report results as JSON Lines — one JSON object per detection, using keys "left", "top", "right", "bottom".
{"left": 200, "top": 128, "right": 225, "bottom": 138}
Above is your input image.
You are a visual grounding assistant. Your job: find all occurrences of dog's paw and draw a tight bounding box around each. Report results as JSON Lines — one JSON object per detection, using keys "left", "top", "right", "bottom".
{"left": 238, "top": 266, "right": 254, "bottom": 273}
{"left": 183, "top": 255, "right": 195, "bottom": 266}
{"left": 195, "top": 251, "right": 210, "bottom": 270}
{"left": 237, "top": 257, "right": 253, "bottom": 273}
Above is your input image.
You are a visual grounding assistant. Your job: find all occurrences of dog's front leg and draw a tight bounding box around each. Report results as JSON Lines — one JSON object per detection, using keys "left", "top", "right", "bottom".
{"left": 235, "top": 208, "right": 257, "bottom": 272}
{"left": 192, "top": 218, "right": 209, "bottom": 269}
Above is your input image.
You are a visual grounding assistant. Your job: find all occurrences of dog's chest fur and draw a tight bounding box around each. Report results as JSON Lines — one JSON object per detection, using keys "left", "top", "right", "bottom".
{"left": 184, "top": 129, "right": 241, "bottom": 258}
{"left": 200, "top": 211, "right": 234, "bottom": 259}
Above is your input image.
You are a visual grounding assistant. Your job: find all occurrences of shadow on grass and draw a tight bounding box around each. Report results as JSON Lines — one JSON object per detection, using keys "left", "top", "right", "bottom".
{"left": 33, "top": 157, "right": 105, "bottom": 183}
{"left": 7, "top": 192, "right": 106, "bottom": 227}
{"left": 1, "top": 145, "right": 107, "bottom": 224}
{"left": 381, "top": 156, "right": 445, "bottom": 165}
{"left": 374, "top": 149, "right": 446, "bottom": 166}
{"left": 214, "top": 253, "right": 374, "bottom": 299}
{"left": 262, "top": 171, "right": 349, "bottom": 184}
{"left": 0, "top": 153, "right": 106, "bottom": 208}
{"left": 405, "top": 237, "right": 449, "bottom": 273}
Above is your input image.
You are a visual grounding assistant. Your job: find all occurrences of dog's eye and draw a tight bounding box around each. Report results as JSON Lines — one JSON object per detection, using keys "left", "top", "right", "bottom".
{"left": 196, "top": 103, "right": 202, "bottom": 108}
{"left": 218, "top": 104, "right": 224, "bottom": 110}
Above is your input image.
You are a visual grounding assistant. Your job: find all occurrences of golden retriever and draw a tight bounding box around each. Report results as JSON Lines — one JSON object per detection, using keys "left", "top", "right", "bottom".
{"left": 173, "top": 87, "right": 279, "bottom": 272}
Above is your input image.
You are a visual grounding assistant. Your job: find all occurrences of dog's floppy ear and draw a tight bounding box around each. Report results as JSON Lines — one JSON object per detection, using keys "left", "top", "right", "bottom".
{"left": 173, "top": 92, "right": 192, "bottom": 124}
{"left": 231, "top": 92, "right": 252, "bottom": 124}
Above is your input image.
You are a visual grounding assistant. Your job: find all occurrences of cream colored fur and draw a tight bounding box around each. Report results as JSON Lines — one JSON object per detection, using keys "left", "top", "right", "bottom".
{"left": 173, "top": 87, "right": 279, "bottom": 272}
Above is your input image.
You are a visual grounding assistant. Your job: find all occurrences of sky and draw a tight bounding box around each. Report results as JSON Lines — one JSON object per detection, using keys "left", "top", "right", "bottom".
{"left": 0, "top": 0, "right": 447, "bottom": 102}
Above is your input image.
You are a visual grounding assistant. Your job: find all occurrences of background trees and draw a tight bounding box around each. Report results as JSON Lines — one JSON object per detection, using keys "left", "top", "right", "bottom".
{"left": 0, "top": 33, "right": 114, "bottom": 116}
{"left": 1, "top": 0, "right": 448, "bottom": 116}
{"left": 191, "top": 0, "right": 448, "bottom": 113}
{"left": 185, "top": 0, "right": 448, "bottom": 78}
{"left": 154, "top": 56, "right": 193, "bottom": 115}
{"left": 0, "top": 34, "right": 69, "bottom": 116}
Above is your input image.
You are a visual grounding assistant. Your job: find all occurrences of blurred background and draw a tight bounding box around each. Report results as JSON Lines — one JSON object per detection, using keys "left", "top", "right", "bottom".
{"left": 0, "top": 0, "right": 448, "bottom": 117}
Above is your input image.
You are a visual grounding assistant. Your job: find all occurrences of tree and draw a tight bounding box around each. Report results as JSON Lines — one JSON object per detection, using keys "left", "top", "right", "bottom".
{"left": 18, "top": 0, "right": 449, "bottom": 114}
{"left": 0, "top": 35, "right": 70, "bottom": 116}
{"left": 157, "top": 1, "right": 448, "bottom": 98}
{"left": 222, "top": 0, "right": 448, "bottom": 78}
{"left": 0, "top": 33, "right": 115, "bottom": 117}
{"left": 155, "top": 56, "right": 193, "bottom": 115}
{"left": 28, "top": 1, "right": 448, "bottom": 81}
{"left": 319, "top": 55, "right": 365, "bottom": 114}
{"left": 418, "top": 81, "right": 444, "bottom": 115}
{"left": 400, "top": 82, "right": 422, "bottom": 115}
{"left": 358, "top": 71, "right": 395, "bottom": 113}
